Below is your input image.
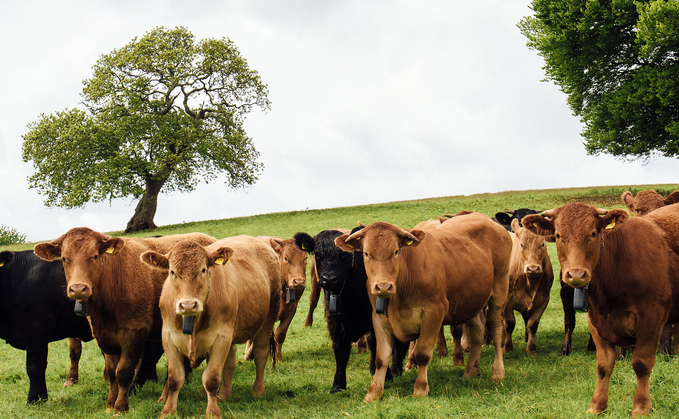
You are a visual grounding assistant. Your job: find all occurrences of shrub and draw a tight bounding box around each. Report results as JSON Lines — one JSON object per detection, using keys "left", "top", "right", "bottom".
{"left": 0, "top": 225, "right": 27, "bottom": 246}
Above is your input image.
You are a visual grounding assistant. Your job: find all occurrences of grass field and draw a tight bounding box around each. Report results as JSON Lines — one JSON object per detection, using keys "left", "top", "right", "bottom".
{"left": 2, "top": 184, "right": 679, "bottom": 418}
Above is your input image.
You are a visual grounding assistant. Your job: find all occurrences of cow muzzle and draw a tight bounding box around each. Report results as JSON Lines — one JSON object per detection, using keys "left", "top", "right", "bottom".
{"left": 372, "top": 282, "right": 395, "bottom": 298}
{"left": 68, "top": 283, "right": 91, "bottom": 300}
{"left": 525, "top": 265, "right": 543, "bottom": 278}
{"left": 288, "top": 277, "right": 306, "bottom": 289}
{"left": 563, "top": 269, "right": 590, "bottom": 288}
{"left": 177, "top": 299, "right": 203, "bottom": 316}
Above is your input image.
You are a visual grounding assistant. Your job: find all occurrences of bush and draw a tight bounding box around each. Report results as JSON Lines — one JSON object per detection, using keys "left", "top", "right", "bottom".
{"left": 0, "top": 225, "right": 27, "bottom": 246}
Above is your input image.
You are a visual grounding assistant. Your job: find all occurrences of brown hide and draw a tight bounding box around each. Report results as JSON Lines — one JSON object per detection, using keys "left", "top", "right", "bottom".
{"left": 335, "top": 213, "right": 511, "bottom": 402}
{"left": 33, "top": 228, "right": 216, "bottom": 413}
{"left": 142, "top": 235, "right": 280, "bottom": 418}
{"left": 504, "top": 219, "right": 553, "bottom": 355}
{"left": 523, "top": 203, "right": 677, "bottom": 416}
{"left": 247, "top": 236, "right": 310, "bottom": 362}
{"left": 622, "top": 189, "right": 679, "bottom": 216}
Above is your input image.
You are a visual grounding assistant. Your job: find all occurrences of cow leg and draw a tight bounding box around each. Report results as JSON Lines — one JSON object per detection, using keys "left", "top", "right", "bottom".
{"left": 524, "top": 300, "right": 549, "bottom": 355}
{"left": 250, "top": 326, "right": 273, "bottom": 397}
{"left": 159, "top": 338, "right": 186, "bottom": 418}
{"left": 586, "top": 316, "right": 617, "bottom": 415}
{"left": 243, "top": 340, "right": 254, "bottom": 360}
{"left": 219, "top": 344, "right": 237, "bottom": 400}
{"left": 364, "top": 317, "right": 393, "bottom": 402}
{"left": 104, "top": 354, "right": 120, "bottom": 413}
{"left": 463, "top": 314, "right": 484, "bottom": 378}
{"left": 25, "top": 341, "right": 49, "bottom": 404}
{"left": 560, "top": 278, "right": 576, "bottom": 356}
{"left": 436, "top": 326, "right": 448, "bottom": 357}
{"left": 202, "top": 336, "right": 232, "bottom": 419}
{"left": 274, "top": 303, "right": 298, "bottom": 363}
{"left": 330, "top": 336, "right": 352, "bottom": 393}
{"left": 504, "top": 305, "right": 516, "bottom": 353}
{"left": 130, "top": 340, "right": 164, "bottom": 394}
{"left": 63, "top": 338, "right": 82, "bottom": 388}
{"left": 304, "top": 263, "right": 320, "bottom": 327}
{"left": 356, "top": 334, "right": 368, "bottom": 354}
{"left": 629, "top": 316, "right": 664, "bottom": 417}
{"left": 486, "top": 293, "right": 506, "bottom": 382}
{"left": 451, "top": 324, "right": 465, "bottom": 367}
{"left": 659, "top": 324, "right": 672, "bottom": 355}
{"left": 111, "top": 335, "right": 147, "bottom": 413}
{"left": 404, "top": 340, "right": 417, "bottom": 371}
{"left": 409, "top": 319, "right": 442, "bottom": 398}
{"left": 390, "top": 339, "right": 409, "bottom": 378}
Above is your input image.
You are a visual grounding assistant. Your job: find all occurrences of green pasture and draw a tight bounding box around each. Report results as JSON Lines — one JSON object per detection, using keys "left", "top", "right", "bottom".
{"left": 2, "top": 184, "right": 679, "bottom": 418}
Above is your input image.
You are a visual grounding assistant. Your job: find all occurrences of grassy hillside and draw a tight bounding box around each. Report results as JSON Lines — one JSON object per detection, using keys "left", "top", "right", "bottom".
{"left": 1, "top": 184, "right": 679, "bottom": 418}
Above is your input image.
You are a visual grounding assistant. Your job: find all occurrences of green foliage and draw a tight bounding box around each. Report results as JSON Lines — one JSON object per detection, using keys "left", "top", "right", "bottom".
{"left": 0, "top": 225, "right": 27, "bottom": 246}
{"left": 22, "top": 26, "right": 268, "bottom": 213}
{"left": 519, "top": 0, "right": 679, "bottom": 161}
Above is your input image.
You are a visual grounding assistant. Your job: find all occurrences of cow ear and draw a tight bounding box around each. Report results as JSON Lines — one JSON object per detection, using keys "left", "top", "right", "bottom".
{"left": 34, "top": 242, "right": 62, "bottom": 261}
{"left": 664, "top": 190, "right": 679, "bottom": 206}
{"left": 0, "top": 251, "right": 15, "bottom": 267}
{"left": 522, "top": 214, "right": 555, "bottom": 237}
{"left": 598, "top": 209, "right": 628, "bottom": 231}
{"left": 621, "top": 191, "right": 635, "bottom": 210}
{"left": 140, "top": 251, "right": 169, "bottom": 270}
{"left": 335, "top": 233, "right": 361, "bottom": 253}
{"left": 511, "top": 218, "right": 521, "bottom": 235}
{"left": 293, "top": 232, "right": 315, "bottom": 253}
{"left": 100, "top": 237, "right": 125, "bottom": 255}
{"left": 494, "top": 212, "right": 512, "bottom": 226}
{"left": 402, "top": 230, "right": 426, "bottom": 247}
{"left": 210, "top": 247, "right": 234, "bottom": 266}
{"left": 269, "top": 238, "right": 284, "bottom": 255}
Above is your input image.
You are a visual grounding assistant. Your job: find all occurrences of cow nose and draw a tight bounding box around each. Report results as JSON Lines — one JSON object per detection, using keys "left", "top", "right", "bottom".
{"left": 526, "top": 265, "right": 542, "bottom": 275}
{"left": 68, "top": 284, "right": 89, "bottom": 299}
{"left": 565, "top": 269, "right": 589, "bottom": 287}
{"left": 373, "top": 282, "right": 395, "bottom": 297}
{"left": 319, "top": 274, "right": 335, "bottom": 287}
{"left": 177, "top": 299, "right": 201, "bottom": 315}
{"left": 291, "top": 277, "right": 306, "bottom": 288}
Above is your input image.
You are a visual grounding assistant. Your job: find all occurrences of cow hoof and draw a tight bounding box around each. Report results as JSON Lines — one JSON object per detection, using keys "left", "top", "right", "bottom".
{"left": 363, "top": 393, "right": 381, "bottom": 403}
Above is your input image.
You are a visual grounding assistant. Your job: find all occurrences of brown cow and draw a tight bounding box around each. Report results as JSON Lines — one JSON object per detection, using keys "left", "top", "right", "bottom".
{"left": 140, "top": 236, "right": 280, "bottom": 419}
{"left": 33, "top": 228, "right": 216, "bottom": 413}
{"left": 243, "top": 235, "right": 310, "bottom": 362}
{"left": 504, "top": 218, "right": 553, "bottom": 354}
{"left": 524, "top": 203, "right": 679, "bottom": 417}
{"left": 335, "top": 213, "right": 511, "bottom": 402}
{"left": 622, "top": 189, "right": 679, "bottom": 216}
{"left": 622, "top": 189, "right": 679, "bottom": 354}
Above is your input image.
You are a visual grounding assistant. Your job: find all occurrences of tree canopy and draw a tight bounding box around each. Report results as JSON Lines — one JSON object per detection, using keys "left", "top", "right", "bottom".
{"left": 22, "top": 26, "right": 270, "bottom": 232}
{"left": 519, "top": 0, "right": 679, "bottom": 160}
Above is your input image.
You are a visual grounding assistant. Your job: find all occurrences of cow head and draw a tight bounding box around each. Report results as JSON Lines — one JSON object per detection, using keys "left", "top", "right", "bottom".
{"left": 301, "top": 230, "right": 353, "bottom": 293}
{"left": 494, "top": 208, "right": 542, "bottom": 232}
{"left": 141, "top": 240, "right": 233, "bottom": 316}
{"left": 511, "top": 219, "right": 548, "bottom": 283}
{"left": 270, "top": 237, "right": 308, "bottom": 289}
{"left": 34, "top": 227, "right": 125, "bottom": 301}
{"left": 0, "top": 251, "right": 15, "bottom": 268}
{"left": 335, "top": 222, "right": 426, "bottom": 298}
{"left": 622, "top": 190, "right": 679, "bottom": 216}
{"left": 522, "top": 203, "right": 627, "bottom": 289}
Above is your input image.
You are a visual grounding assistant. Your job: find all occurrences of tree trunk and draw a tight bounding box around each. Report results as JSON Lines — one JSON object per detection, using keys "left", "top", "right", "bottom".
{"left": 125, "top": 178, "right": 166, "bottom": 234}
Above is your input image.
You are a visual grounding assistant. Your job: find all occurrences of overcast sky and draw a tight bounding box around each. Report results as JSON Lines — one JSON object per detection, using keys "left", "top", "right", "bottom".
{"left": 1, "top": 0, "right": 677, "bottom": 241}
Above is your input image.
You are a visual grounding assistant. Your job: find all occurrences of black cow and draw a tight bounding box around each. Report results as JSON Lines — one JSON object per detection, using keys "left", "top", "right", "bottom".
{"left": 295, "top": 228, "right": 408, "bottom": 393}
{"left": 494, "top": 208, "right": 542, "bottom": 232}
{"left": 0, "top": 250, "right": 94, "bottom": 404}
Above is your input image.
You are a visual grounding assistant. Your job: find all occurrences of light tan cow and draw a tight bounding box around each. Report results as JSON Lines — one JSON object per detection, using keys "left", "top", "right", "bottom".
{"left": 140, "top": 235, "right": 280, "bottom": 419}
{"left": 504, "top": 218, "right": 553, "bottom": 354}
{"left": 335, "top": 213, "right": 511, "bottom": 402}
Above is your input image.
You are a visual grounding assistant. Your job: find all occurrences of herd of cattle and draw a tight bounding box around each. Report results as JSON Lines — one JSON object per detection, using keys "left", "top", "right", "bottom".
{"left": 2, "top": 189, "right": 679, "bottom": 417}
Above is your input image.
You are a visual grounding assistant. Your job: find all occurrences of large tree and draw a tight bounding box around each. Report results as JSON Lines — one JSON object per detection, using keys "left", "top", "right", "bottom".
{"left": 519, "top": 0, "right": 679, "bottom": 160}
{"left": 23, "top": 26, "right": 269, "bottom": 233}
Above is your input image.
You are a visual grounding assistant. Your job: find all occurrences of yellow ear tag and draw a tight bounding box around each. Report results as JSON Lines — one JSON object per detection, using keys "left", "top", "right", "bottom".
{"left": 106, "top": 246, "right": 115, "bottom": 253}
{"left": 152, "top": 259, "right": 157, "bottom": 266}
{"left": 605, "top": 221, "right": 615, "bottom": 230}
{"left": 405, "top": 240, "right": 413, "bottom": 246}
{"left": 214, "top": 257, "right": 225, "bottom": 265}
{"left": 346, "top": 243, "right": 353, "bottom": 248}
{"left": 533, "top": 222, "right": 540, "bottom": 229}
{"left": 301, "top": 245, "right": 307, "bottom": 251}
{"left": 0, "top": 262, "right": 4, "bottom": 267}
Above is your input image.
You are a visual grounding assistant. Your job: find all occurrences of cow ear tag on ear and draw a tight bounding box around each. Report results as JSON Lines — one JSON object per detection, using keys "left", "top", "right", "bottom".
{"left": 605, "top": 221, "right": 615, "bottom": 230}
{"left": 405, "top": 239, "right": 413, "bottom": 246}
{"left": 106, "top": 246, "right": 115, "bottom": 254}
{"left": 214, "top": 257, "right": 226, "bottom": 265}
{"left": 0, "top": 262, "right": 4, "bottom": 267}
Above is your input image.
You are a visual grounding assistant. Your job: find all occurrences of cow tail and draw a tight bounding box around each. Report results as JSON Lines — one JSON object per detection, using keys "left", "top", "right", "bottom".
{"left": 269, "top": 331, "right": 277, "bottom": 371}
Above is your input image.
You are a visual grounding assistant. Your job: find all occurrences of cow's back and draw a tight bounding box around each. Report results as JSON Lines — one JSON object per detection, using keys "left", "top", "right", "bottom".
{"left": 208, "top": 235, "right": 280, "bottom": 344}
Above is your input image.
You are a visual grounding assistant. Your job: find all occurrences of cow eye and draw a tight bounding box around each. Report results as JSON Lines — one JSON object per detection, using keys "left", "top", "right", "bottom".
{"left": 170, "top": 270, "right": 175, "bottom": 276}
{"left": 202, "top": 268, "right": 207, "bottom": 274}
{"left": 591, "top": 232, "right": 596, "bottom": 238}
{"left": 555, "top": 233, "right": 561, "bottom": 240}
{"left": 93, "top": 254, "right": 98, "bottom": 260}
